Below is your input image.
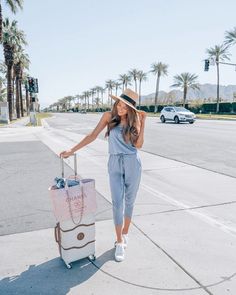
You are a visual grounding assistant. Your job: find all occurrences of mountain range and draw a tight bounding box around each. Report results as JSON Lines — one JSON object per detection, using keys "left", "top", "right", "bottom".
{"left": 141, "top": 84, "right": 236, "bottom": 104}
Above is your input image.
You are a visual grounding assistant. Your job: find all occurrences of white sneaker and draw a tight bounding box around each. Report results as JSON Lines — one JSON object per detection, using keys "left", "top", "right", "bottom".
{"left": 122, "top": 234, "right": 129, "bottom": 249}
{"left": 115, "top": 243, "right": 125, "bottom": 262}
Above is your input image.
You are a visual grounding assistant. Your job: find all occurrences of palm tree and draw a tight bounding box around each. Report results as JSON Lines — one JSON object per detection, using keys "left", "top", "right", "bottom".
{"left": 97, "top": 86, "right": 105, "bottom": 109}
{"left": 14, "top": 49, "right": 29, "bottom": 118}
{"left": 105, "top": 79, "right": 115, "bottom": 107}
{"left": 171, "top": 72, "right": 199, "bottom": 107}
{"left": 224, "top": 27, "right": 236, "bottom": 47}
{"left": 128, "top": 69, "right": 139, "bottom": 92}
{"left": 0, "top": 0, "right": 23, "bottom": 42}
{"left": 137, "top": 70, "right": 148, "bottom": 108}
{"left": 2, "top": 18, "right": 27, "bottom": 120}
{"left": 150, "top": 62, "right": 168, "bottom": 113}
{"left": 206, "top": 44, "right": 230, "bottom": 113}
{"left": 118, "top": 74, "right": 131, "bottom": 91}
{"left": 114, "top": 81, "right": 121, "bottom": 96}
{"left": 82, "top": 91, "right": 90, "bottom": 111}
{"left": 90, "top": 87, "right": 96, "bottom": 111}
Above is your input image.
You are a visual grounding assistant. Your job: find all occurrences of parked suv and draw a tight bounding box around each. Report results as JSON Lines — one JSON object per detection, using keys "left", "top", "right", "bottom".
{"left": 160, "top": 106, "right": 196, "bottom": 124}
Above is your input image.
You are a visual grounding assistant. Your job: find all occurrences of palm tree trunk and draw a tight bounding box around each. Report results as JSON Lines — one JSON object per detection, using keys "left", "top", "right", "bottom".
{"left": 15, "top": 77, "right": 20, "bottom": 118}
{"left": 19, "top": 79, "right": 24, "bottom": 117}
{"left": 183, "top": 86, "right": 187, "bottom": 107}
{"left": 135, "top": 80, "right": 137, "bottom": 92}
{"left": 0, "top": 3, "right": 2, "bottom": 42}
{"left": 7, "top": 65, "right": 13, "bottom": 121}
{"left": 216, "top": 60, "right": 220, "bottom": 113}
{"left": 154, "top": 74, "right": 160, "bottom": 113}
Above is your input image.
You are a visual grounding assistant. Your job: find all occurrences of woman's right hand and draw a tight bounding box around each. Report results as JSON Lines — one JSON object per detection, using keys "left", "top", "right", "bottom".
{"left": 59, "top": 150, "right": 73, "bottom": 158}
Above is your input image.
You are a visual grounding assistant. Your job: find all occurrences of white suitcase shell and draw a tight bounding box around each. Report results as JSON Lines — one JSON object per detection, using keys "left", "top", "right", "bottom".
{"left": 54, "top": 213, "right": 96, "bottom": 269}
{"left": 53, "top": 155, "right": 96, "bottom": 269}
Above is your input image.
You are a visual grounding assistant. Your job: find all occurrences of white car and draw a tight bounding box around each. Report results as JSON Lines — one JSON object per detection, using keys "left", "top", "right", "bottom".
{"left": 160, "top": 106, "right": 196, "bottom": 124}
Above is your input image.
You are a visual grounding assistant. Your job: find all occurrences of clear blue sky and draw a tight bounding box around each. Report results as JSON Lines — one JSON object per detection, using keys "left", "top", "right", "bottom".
{"left": 1, "top": 0, "right": 236, "bottom": 108}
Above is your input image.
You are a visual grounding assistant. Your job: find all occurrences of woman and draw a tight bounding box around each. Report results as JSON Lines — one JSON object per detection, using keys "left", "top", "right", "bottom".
{"left": 60, "top": 88, "right": 146, "bottom": 262}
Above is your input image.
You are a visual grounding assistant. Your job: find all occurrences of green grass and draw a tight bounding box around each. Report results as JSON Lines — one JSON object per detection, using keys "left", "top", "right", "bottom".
{"left": 196, "top": 114, "right": 236, "bottom": 120}
{"left": 26, "top": 112, "right": 53, "bottom": 126}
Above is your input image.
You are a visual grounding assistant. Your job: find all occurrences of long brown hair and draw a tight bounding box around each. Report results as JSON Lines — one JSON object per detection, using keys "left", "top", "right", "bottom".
{"left": 105, "top": 100, "right": 140, "bottom": 145}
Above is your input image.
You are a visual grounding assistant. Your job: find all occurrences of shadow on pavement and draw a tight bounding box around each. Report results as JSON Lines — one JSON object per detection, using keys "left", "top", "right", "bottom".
{"left": 0, "top": 248, "right": 115, "bottom": 295}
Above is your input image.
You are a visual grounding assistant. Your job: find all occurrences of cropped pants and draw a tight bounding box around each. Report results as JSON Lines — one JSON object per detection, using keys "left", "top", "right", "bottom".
{"left": 108, "top": 153, "right": 142, "bottom": 225}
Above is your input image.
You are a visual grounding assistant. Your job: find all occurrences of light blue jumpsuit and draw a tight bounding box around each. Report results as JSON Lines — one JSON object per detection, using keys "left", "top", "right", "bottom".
{"left": 108, "top": 123, "right": 142, "bottom": 225}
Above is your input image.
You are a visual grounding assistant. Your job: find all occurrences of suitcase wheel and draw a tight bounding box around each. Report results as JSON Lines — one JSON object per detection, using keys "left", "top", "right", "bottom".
{"left": 66, "top": 263, "right": 72, "bottom": 269}
{"left": 88, "top": 254, "right": 96, "bottom": 261}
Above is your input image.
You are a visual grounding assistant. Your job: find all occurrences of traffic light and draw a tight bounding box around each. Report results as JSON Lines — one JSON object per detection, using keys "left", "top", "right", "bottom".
{"left": 28, "top": 78, "right": 35, "bottom": 93}
{"left": 28, "top": 77, "right": 39, "bottom": 93}
{"left": 204, "top": 59, "right": 210, "bottom": 71}
{"left": 34, "top": 78, "right": 39, "bottom": 93}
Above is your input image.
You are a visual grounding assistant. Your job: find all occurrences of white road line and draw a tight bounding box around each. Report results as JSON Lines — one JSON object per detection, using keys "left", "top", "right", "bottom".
{"left": 141, "top": 183, "right": 236, "bottom": 238}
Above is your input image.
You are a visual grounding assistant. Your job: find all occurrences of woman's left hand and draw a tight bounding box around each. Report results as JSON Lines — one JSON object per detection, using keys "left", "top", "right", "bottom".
{"left": 138, "top": 111, "right": 147, "bottom": 124}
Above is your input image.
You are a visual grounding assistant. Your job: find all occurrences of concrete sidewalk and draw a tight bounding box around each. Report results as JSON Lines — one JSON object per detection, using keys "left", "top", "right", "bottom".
{"left": 0, "top": 122, "right": 235, "bottom": 295}
{"left": 0, "top": 116, "right": 29, "bottom": 128}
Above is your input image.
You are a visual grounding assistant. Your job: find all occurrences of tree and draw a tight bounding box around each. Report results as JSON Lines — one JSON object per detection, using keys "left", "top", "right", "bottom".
{"left": 224, "top": 27, "right": 236, "bottom": 47}
{"left": 105, "top": 79, "right": 115, "bottom": 107}
{"left": 14, "top": 49, "right": 29, "bottom": 118}
{"left": 0, "top": 0, "right": 23, "bottom": 42}
{"left": 118, "top": 74, "right": 131, "bottom": 91}
{"left": 90, "top": 87, "right": 96, "bottom": 111}
{"left": 150, "top": 62, "right": 168, "bottom": 113}
{"left": 2, "top": 18, "right": 27, "bottom": 120}
{"left": 114, "top": 81, "right": 121, "bottom": 96}
{"left": 171, "top": 72, "right": 199, "bottom": 107}
{"left": 137, "top": 70, "right": 148, "bottom": 108}
{"left": 206, "top": 44, "right": 230, "bottom": 113}
{"left": 128, "top": 69, "right": 139, "bottom": 92}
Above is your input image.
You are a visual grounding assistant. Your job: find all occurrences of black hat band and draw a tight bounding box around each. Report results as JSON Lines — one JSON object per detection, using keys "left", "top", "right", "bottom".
{"left": 120, "top": 94, "right": 136, "bottom": 106}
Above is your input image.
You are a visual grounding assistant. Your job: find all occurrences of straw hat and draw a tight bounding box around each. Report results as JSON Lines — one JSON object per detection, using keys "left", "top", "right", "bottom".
{"left": 110, "top": 88, "right": 141, "bottom": 113}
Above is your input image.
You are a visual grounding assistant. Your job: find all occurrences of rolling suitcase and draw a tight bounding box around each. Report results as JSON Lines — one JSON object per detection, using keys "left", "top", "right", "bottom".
{"left": 49, "top": 154, "right": 96, "bottom": 269}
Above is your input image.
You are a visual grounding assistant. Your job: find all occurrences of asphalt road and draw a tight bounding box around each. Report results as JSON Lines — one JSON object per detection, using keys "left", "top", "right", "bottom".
{"left": 46, "top": 113, "right": 236, "bottom": 178}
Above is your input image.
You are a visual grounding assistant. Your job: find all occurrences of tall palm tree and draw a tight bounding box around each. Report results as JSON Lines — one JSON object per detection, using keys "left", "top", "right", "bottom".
{"left": 137, "top": 70, "right": 148, "bottom": 108}
{"left": 128, "top": 69, "right": 139, "bottom": 92}
{"left": 171, "top": 72, "right": 199, "bottom": 107}
{"left": 2, "top": 18, "right": 27, "bottom": 120}
{"left": 150, "top": 62, "right": 168, "bottom": 113}
{"left": 83, "top": 91, "right": 90, "bottom": 111}
{"left": 14, "top": 49, "right": 29, "bottom": 118}
{"left": 97, "top": 86, "right": 105, "bottom": 109}
{"left": 105, "top": 79, "right": 115, "bottom": 107}
{"left": 0, "top": 0, "right": 23, "bottom": 42}
{"left": 224, "top": 27, "right": 236, "bottom": 47}
{"left": 90, "top": 87, "right": 96, "bottom": 111}
{"left": 118, "top": 74, "right": 131, "bottom": 91}
{"left": 114, "top": 81, "right": 121, "bottom": 96}
{"left": 206, "top": 44, "right": 230, "bottom": 113}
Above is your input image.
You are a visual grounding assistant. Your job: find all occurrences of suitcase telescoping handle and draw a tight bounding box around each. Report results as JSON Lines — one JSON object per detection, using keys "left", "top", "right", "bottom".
{"left": 61, "top": 153, "right": 77, "bottom": 178}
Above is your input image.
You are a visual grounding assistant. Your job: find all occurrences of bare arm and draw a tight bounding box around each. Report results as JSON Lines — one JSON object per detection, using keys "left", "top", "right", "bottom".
{"left": 135, "top": 111, "right": 147, "bottom": 149}
{"left": 60, "top": 112, "right": 111, "bottom": 158}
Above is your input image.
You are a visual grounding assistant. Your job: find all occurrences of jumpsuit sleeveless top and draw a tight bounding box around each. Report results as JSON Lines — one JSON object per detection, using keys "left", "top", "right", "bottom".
{"left": 108, "top": 124, "right": 137, "bottom": 155}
